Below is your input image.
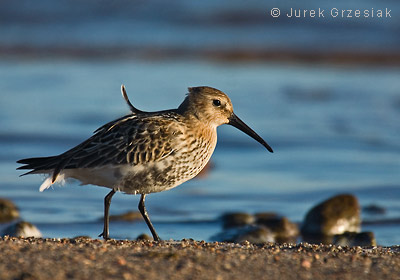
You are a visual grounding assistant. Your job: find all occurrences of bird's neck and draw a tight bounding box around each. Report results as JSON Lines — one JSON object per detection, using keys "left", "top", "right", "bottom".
{"left": 177, "top": 96, "right": 204, "bottom": 121}
{"left": 177, "top": 96, "right": 191, "bottom": 114}
{"left": 185, "top": 117, "right": 217, "bottom": 148}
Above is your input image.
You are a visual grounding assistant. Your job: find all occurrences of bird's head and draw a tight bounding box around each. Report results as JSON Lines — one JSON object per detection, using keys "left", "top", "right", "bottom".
{"left": 178, "top": 86, "right": 273, "bottom": 153}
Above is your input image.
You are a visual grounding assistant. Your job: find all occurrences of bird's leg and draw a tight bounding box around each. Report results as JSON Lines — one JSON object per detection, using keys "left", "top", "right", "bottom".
{"left": 138, "top": 194, "right": 161, "bottom": 241}
{"left": 99, "top": 189, "right": 116, "bottom": 240}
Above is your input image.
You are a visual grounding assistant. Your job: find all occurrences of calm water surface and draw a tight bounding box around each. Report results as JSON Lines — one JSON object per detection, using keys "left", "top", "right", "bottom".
{"left": 0, "top": 59, "right": 399, "bottom": 245}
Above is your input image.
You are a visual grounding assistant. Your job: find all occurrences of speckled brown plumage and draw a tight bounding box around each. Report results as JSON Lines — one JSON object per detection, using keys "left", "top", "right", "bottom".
{"left": 17, "top": 85, "right": 273, "bottom": 241}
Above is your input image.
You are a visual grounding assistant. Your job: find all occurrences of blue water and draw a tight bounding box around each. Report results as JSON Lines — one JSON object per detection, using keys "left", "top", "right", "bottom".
{"left": 1, "top": 0, "right": 399, "bottom": 52}
{"left": 0, "top": 60, "right": 399, "bottom": 245}
{"left": 0, "top": 0, "right": 399, "bottom": 245}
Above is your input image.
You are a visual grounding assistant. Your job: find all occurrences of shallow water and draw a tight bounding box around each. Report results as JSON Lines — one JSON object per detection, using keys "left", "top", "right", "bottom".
{"left": 0, "top": 59, "right": 399, "bottom": 245}
{"left": 1, "top": 0, "right": 399, "bottom": 54}
{"left": 0, "top": 0, "right": 399, "bottom": 245}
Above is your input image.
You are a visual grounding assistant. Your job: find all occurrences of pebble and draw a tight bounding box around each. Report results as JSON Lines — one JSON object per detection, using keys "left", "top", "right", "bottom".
{"left": 136, "top": 234, "right": 152, "bottom": 241}
{"left": 0, "top": 198, "right": 19, "bottom": 223}
{"left": 117, "top": 256, "right": 127, "bottom": 266}
{"left": 213, "top": 225, "right": 275, "bottom": 244}
{"left": 301, "top": 194, "right": 361, "bottom": 237}
{"left": 301, "top": 259, "right": 312, "bottom": 269}
{"left": 218, "top": 211, "right": 299, "bottom": 244}
{"left": 2, "top": 221, "right": 42, "bottom": 238}
{"left": 235, "top": 226, "right": 275, "bottom": 244}
{"left": 255, "top": 213, "right": 299, "bottom": 243}
{"left": 221, "top": 212, "right": 255, "bottom": 229}
{"left": 333, "top": 232, "right": 376, "bottom": 247}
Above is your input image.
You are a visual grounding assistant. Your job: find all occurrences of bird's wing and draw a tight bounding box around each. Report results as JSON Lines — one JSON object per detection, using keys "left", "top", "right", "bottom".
{"left": 18, "top": 113, "right": 185, "bottom": 182}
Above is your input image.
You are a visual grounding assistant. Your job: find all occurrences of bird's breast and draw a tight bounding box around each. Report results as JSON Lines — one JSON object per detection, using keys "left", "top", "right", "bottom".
{"left": 118, "top": 125, "right": 217, "bottom": 194}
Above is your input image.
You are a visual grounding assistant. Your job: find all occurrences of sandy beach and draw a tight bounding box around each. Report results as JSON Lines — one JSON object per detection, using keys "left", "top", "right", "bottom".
{"left": 1, "top": 237, "right": 399, "bottom": 280}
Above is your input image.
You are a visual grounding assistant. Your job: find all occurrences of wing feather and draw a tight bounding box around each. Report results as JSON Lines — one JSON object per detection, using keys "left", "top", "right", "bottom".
{"left": 18, "top": 112, "right": 185, "bottom": 180}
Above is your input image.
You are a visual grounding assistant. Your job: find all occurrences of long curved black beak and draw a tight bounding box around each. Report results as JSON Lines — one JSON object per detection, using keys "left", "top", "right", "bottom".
{"left": 228, "top": 113, "right": 273, "bottom": 153}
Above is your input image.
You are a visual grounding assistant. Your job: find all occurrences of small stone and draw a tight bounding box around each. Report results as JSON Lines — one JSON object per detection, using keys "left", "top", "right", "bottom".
{"left": 212, "top": 225, "right": 274, "bottom": 244}
{"left": 254, "top": 212, "right": 278, "bottom": 221}
{"left": 117, "top": 256, "right": 127, "bottom": 266}
{"left": 0, "top": 198, "right": 19, "bottom": 223}
{"left": 123, "top": 272, "right": 132, "bottom": 280}
{"left": 301, "top": 194, "right": 361, "bottom": 237}
{"left": 301, "top": 259, "right": 312, "bottom": 269}
{"left": 255, "top": 214, "right": 299, "bottom": 243}
{"left": 72, "top": 235, "right": 92, "bottom": 240}
{"left": 221, "top": 212, "right": 255, "bottom": 229}
{"left": 302, "top": 234, "right": 333, "bottom": 245}
{"left": 136, "top": 233, "right": 152, "bottom": 241}
{"left": 223, "top": 262, "right": 232, "bottom": 270}
{"left": 2, "top": 221, "right": 42, "bottom": 238}
{"left": 333, "top": 231, "right": 376, "bottom": 247}
{"left": 234, "top": 226, "right": 275, "bottom": 244}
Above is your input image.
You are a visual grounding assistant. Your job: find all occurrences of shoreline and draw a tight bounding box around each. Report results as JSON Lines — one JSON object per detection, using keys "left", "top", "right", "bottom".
{"left": 1, "top": 45, "right": 399, "bottom": 66}
{"left": 1, "top": 237, "right": 399, "bottom": 279}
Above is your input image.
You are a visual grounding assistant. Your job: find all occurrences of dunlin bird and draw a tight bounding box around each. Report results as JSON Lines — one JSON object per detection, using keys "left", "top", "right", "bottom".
{"left": 17, "top": 86, "right": 273, "bottom": 241}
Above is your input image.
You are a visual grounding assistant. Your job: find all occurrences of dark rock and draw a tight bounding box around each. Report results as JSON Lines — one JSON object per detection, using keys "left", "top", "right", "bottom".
{"left": 213, "top": 225, "right": 275, "bottom": 244}
{"left": 218, "top": 212, "right": 299, "bottom": 244}
{"left": 363, "top": 204, "right": 386, "bottom": 215}
{"left": 221, "top": 212, "right": 255, "bottom": 229}
{"left": 72, "top": 236, "right": 92, "bottom": 240}
{"left": 333, "top": 232, "right": 376, "bottom": 247}
{"left": 234, "top": 226, "right": 275, "bottom": 244}
{"left": 301, "top": 233, "right": 334, "bottom": 245}
{"left": 136, "top": 233, "right": 152, "bottom": 241}
{"left": 2, "top": 221, "right": 42, "bottom": 238}
{"left": 254, "top": 212, "right": 278, "bottom": 221}
{"left": 301, "top": 194, "right": 361, "bottom": 236}
{"left": 0, "top": 198, "right": 19, "bottom": 223}
{"left": 109, "top": 211, "right": 142, "bottom": 222}
{"left": 255, "top": 213, "right": 299, "bottom": 243}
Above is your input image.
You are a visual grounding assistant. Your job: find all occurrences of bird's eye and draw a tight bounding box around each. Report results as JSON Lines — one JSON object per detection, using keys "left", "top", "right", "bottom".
{"left": 213, "top": 99, "right": 221, "bottom": 107}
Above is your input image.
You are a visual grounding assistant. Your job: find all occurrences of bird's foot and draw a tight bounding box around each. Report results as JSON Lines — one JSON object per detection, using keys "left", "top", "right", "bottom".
{"left": 152, "top": 234, "right": 161, "bottom": 242}
{"left": 98, "top": 231, "right": 110, "bottom": 240}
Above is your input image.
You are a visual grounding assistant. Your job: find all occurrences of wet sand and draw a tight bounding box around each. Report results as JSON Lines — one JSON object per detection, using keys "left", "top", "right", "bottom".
{"left": 0, "top": 237, "right": 399, "bottom": 280}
